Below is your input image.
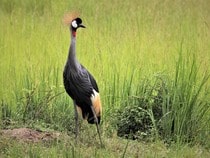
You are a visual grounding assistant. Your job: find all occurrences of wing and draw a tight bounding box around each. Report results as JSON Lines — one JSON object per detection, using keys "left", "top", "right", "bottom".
{"left": 81, "top": 65, "right": 99, "bottom": 92}
{"left": 64, "top": 64, "right": 99, "bottom": 101}
{"left": 81, "top": 65, "right": 101, "bottom": 124}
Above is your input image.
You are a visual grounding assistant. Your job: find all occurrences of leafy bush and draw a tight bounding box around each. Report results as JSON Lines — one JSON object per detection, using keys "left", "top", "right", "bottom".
{"left": 115, "top": 77, "right": 164, "bottom": 141}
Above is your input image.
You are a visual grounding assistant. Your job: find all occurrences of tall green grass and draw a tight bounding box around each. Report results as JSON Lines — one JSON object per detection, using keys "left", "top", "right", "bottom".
{"left": 0, "top": 0, "right": 210, "bottom": 150}
{"left": 115, "top": 48, "right": 210, "bottom": 144}
{"left": 161, "top": 49, "right": 210, "bottom": 144}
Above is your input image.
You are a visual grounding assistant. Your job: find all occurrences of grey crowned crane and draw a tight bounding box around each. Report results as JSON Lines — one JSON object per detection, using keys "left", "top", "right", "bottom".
{"left": 63, "top": 13, "right": 103, "bottom": 146}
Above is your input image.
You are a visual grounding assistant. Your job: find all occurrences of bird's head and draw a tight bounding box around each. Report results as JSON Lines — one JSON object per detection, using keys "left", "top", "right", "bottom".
{"left": 71, "top": 18, "right": 86, "bottom": 31}
{"left": 63, "top": 12, "right": 85, "bottom": 37}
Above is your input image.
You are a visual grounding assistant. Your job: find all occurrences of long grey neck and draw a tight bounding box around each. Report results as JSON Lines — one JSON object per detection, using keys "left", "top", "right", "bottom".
{"left": 67, "top": 31, "right": 81, "bottom": 70}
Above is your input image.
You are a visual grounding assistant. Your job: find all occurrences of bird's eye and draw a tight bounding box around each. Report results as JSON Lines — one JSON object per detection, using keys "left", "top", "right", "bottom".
{"left": 71, "top": 20, "right": 77, "bottom": 28}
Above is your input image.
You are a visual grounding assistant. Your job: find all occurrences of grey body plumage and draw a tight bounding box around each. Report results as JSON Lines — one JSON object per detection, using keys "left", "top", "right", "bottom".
{"left": 63, "top": 62, "right": 100, "bottom": 123}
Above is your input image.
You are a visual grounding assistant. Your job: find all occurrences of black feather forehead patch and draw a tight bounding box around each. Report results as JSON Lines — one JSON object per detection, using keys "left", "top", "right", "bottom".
{"left": 75, "top": 18, "right": 82, "bottom": 24}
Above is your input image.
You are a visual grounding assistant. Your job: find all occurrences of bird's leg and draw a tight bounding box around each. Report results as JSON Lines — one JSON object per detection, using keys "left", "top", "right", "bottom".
{"left": 73, "top": 100, "right": 79, "bottom": 144}
{"left": 90, "top": 105, "right": 103, "bottom": 148}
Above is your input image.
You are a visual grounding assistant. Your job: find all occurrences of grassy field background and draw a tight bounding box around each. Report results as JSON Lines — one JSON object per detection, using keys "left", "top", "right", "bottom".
{"left": 0, "top": 0, "right": 210, "bottom": 157}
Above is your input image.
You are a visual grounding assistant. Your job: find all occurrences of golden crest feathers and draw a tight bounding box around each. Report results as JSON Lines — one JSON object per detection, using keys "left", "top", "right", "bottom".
{"left": 63, "top": 12, "right": 80, "bottom": 25}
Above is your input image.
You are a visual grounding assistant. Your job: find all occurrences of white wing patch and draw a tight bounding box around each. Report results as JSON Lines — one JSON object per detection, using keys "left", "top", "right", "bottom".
{"left": 91, "top": 89, "right": 99, "bottom": 99}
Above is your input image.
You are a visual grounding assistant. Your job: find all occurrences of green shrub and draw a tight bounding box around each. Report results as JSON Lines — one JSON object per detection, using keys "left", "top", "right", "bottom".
{"left": 115, "top": 77, "right": 164, "bottom": 141}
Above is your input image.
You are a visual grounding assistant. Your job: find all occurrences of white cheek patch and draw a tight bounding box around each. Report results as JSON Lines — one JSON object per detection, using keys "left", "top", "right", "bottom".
{"left": 72, "top": 20, "right": 77, "bottom": 28}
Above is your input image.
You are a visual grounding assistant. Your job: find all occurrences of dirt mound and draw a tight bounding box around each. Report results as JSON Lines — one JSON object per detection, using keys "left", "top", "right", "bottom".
{"left": 1, "top": 128, "right": 60, "bottom": 143}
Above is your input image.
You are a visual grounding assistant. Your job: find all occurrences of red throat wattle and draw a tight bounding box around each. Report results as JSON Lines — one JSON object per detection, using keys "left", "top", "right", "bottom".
{"left": 72, "top": 31, "right": 76, "bottom": 37}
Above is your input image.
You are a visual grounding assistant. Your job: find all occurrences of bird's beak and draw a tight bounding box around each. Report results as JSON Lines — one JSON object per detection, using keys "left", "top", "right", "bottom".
{"left": 79, "top": 24, "right": 86, "bottom": 28}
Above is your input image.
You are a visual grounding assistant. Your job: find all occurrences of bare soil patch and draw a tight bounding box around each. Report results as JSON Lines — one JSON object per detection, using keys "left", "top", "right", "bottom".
{"left": 1, "top": 128, "right": 60, "bottom": 143}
